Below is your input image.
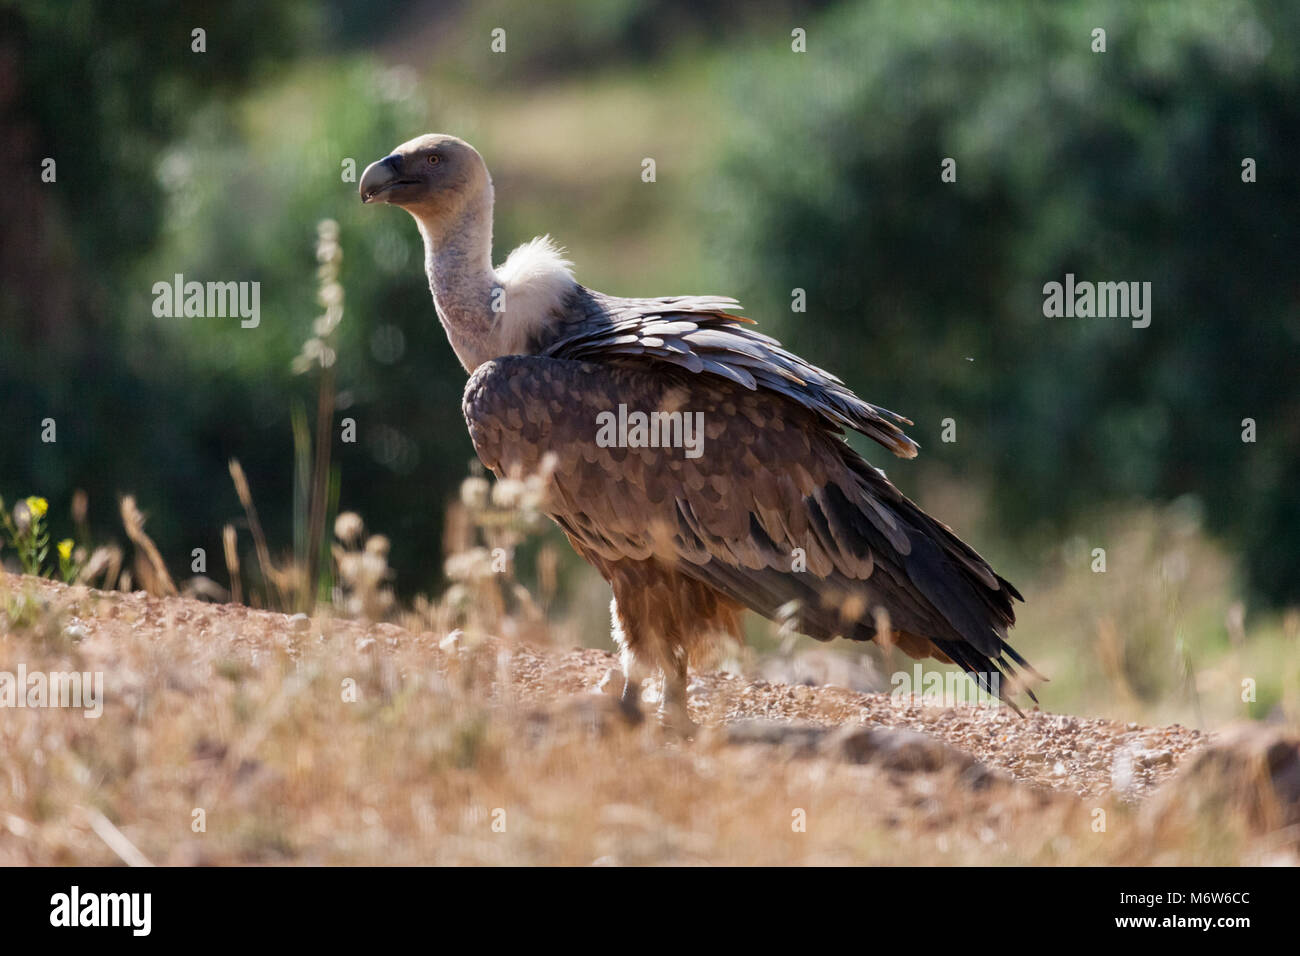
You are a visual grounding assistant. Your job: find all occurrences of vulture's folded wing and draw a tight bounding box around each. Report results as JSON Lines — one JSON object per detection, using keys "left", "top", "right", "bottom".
{"left": 463, "top": 355, "right": 1035, "bottom": 704}
{"left": 542, "top": 288, "right": 920, "bottom": 459}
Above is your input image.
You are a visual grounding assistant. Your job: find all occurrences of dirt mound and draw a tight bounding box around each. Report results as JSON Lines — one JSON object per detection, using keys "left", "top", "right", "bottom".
{"left": 5, "top": 573, "right": 1289, "bottom": 865}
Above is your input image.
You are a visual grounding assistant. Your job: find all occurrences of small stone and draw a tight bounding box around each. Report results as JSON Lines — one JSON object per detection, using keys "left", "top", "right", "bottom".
{"left": 725, "top": 719, "right": 825, "bottom": 755}
{"left": 826, "top": 726, "right": 975, "bottom": 773}
{"left": 1136, "top": 748, "right": 1174, "bottom": 768}
{"left": 595, "top": 668, "right": 621, "bottom": 696}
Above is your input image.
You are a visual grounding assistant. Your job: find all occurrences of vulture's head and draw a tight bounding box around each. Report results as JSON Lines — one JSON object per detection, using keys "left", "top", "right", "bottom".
{"left": 359, "top": 133, "right": 491, "bottom": 233}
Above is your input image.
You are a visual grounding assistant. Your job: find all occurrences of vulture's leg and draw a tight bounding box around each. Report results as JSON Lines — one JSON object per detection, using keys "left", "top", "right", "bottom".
{"left": 618, "top": 651, "right": 647, "bottom": 725}
{"left": 609, "top": 596, "right": 646, "bottom": 724}
{"left": 658, "top": 650, "right": 697, "bottom": 738}
{"left": 610, "top": 587, "right": 693, "bottom": 734}
{"left": 607, "top": 560, "right": 740, "bottom": 736}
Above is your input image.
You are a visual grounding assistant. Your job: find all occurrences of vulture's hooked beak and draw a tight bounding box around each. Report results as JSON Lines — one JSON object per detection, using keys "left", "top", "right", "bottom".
{"left": 359, "top": 155, "right": 417, "bottom": 204}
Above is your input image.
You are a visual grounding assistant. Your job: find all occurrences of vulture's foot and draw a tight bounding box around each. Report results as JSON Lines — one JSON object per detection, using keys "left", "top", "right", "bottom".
{"left": 657, "top": 703, "right": 699, "bottom": 739}
{"left": 616, "top": 686, "right": 642, "bottom": 723}
{"left": 658, "top": 666, "right": 698, "bottom": 738}
{"left": 617, "top": 678, "right": 645, "bottom": 726}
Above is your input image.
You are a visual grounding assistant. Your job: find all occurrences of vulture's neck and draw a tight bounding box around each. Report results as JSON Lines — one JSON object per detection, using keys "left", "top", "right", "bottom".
{"left": 417, "top": 191, "right": 498, "bottom": 372}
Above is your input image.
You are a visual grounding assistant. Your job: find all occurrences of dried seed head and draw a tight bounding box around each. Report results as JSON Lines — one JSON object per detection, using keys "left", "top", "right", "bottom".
{"left": 335, "top": 511, "right": 365, "bottom": 546}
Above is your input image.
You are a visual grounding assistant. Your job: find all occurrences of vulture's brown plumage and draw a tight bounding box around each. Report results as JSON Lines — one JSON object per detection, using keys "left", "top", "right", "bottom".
{"left": 361, "top": 133, "right": 1038, "bottom": 731}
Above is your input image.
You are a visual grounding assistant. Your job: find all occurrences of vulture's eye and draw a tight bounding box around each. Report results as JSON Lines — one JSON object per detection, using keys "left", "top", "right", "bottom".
{"left": 427, "top": 154, "right": 440, "bottom": 165}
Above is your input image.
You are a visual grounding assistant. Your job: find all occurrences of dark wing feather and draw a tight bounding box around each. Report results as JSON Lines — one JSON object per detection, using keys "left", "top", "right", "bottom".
{"left": 463, "top": 355, "right": 1034, "bottom": 704}
{"left": 539, "top": 288, "right": 920, "bottom": 459}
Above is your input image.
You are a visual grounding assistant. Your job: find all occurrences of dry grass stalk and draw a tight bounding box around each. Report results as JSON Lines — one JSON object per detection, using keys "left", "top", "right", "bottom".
{"left": 227, "top": 459, "right": 281, "bottom": 607}
{"left": 119, "top": 496, "right": 176, "bottom": 596}
{"left": 222, "top": 524, "right": 242, "bottom": 606}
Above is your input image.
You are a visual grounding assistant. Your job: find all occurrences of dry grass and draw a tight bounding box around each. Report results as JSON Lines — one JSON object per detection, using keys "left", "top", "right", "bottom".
{"left": 2, "top": 570, "right": 1295, "bottom": 866}
{"left": 1014, "top": 502, "right": 1300, "bottom": 730}
{"left": 2, "top": 472, "right": 1296, "bottom": 866}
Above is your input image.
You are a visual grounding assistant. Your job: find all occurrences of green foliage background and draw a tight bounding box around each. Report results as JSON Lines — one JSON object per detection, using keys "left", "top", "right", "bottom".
{"left": 2, "top": 0, "right": 1297, "bottom": 617}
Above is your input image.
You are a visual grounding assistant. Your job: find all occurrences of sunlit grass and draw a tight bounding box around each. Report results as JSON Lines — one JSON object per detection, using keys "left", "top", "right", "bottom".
{"left": 0, "top": 567, "right": 1268, "bottom": 866}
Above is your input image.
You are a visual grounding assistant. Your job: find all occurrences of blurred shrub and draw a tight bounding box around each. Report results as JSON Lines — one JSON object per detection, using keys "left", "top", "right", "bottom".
{"left": 1012, "top": 497, "right": 1299, "bottom": 727}
{"left": 708, "top": 0, "right": 1300, "bottom": 604}
{"left": 418, "top": 0, "right": 834, "bottom": 82}
{"left": 0, "top": 0, "right": 319, "bottom": 583}
{"left": 6, "top": 0, "right": 1299, "bottom": 616}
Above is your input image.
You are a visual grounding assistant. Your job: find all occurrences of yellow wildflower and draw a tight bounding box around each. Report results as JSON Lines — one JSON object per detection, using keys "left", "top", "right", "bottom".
{"left": 25, "top": 496, "right": 48, "bottom": 518}
{"left": 58, "top": 539, "right": 74, "bottom": 561}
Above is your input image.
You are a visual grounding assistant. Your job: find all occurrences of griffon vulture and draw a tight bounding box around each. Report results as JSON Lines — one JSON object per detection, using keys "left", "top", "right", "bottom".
{"left": 360, "top": 134, "right": 1038, "bottom": 732}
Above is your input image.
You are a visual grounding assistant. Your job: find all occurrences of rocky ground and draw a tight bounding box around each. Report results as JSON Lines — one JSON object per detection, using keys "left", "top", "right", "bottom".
{"left": 1, "top": 573, "right": 1296, "bottom": 865}
{"left": 514, "top": 644, "right": 1206, "bottom": 801}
